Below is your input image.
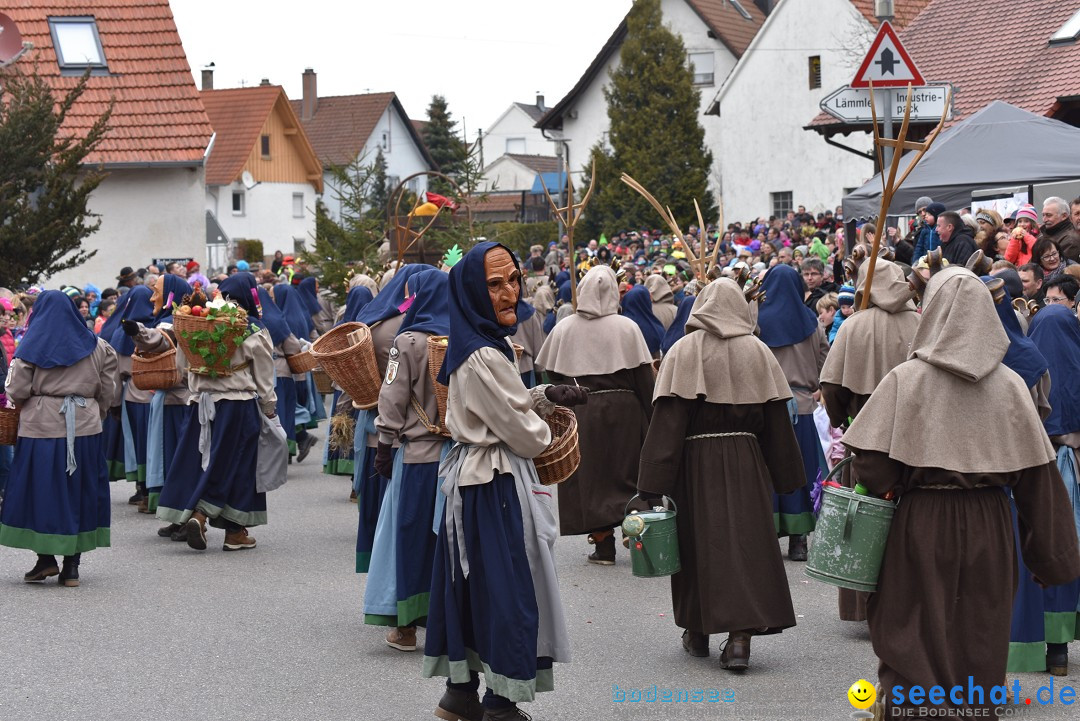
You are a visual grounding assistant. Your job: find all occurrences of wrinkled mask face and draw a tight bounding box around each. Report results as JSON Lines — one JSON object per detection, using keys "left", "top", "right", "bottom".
{"left": 151, "top": 275, "right": 165, "bottom": 315}
{"left": 485, "top": 248, "right": 520, "bottom": 327}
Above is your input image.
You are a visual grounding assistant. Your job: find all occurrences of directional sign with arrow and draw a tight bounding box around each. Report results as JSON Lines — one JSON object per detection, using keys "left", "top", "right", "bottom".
{"left": 820, "top": 84, "right": 952, "bottom": 123}
{"left": 851, "top": 21, "right": 924, "bottom": 88}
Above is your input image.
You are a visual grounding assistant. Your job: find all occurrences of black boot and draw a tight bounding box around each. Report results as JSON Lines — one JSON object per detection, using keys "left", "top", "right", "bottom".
{"left": 587, "top": 532, "right": 616, "bottom": 566}
{"left": 158, "top": 523, "right": 182, "bottom": 538}
{"left": 1048, "top": 643, "right": 1069, "bottom": 676}
{"left": 59, "top": 554, "right": 80, "bottom": 587}
{"left": 788, "top": 534, "right": 808, "bottom": 562}
{"left": 24, "top": 554, "right": 59, "bottom": 582}
{"left": 435, "top": 687, "right": 484, "bottom": 721}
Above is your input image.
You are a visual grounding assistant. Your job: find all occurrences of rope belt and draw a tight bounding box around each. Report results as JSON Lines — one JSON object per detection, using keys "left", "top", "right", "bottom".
{"left": 588, "top": 389, "right": 634, "bottom": 396}
{"left": 686, "top": 432, "right": 756, "bottom": 441}
{"left": 920, "top": 483, "right": 993, "bottom": 491}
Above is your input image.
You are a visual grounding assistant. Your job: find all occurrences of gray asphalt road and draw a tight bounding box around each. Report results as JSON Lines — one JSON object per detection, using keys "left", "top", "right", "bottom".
{"left": 0, "top": 449, "right": 1074, "bottom": 720}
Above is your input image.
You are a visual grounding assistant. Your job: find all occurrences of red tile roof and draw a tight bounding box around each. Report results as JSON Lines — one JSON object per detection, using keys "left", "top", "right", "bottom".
{"left": 289, "top": 92, "right": 435, "bottom": 169}
{"left": 504, "top": 154, "right": 562, "bottom": 174}
{"left": 4, "top": 0, "right": 212, "bottom": 166}
{"left": 200, "top": 86, "right": 275, "bottom": 186}
{"left": 808, "top": 0, "right": 1080, "bottom": 133}
{"left": 850, "top": 0, "right": 932, "bottom": 30}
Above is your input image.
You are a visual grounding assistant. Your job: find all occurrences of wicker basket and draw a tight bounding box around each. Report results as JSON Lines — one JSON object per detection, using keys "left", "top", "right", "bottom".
{"left": 427, "top": 336, "right": 450, "bottom": 435}
{"left": 0, "top": 406, "right": 18, "bottom": 446}
{"left": 312, "top": 322, "right": 380, "bottom": 409}
{"left": 173, "top": 312, "right": 249, "bottom": 377}
{"left": 286, "top": 349, "right": 317, "bottom": 374}
{"left": 312, "top": 368, "right": 334, "bottom": 395}
{"left": 131, "top": 334, "right": 182, "bottom": 391}
{"left": 533, "top": 406, "right": 580, "bottom": 486}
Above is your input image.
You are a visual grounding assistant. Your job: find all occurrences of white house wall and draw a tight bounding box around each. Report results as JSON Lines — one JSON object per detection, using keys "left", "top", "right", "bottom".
{"left": 715, "top": 0, "right": 875, "bottom": 222}
{"left": 208, "top": 181, "right": 317, "bottom": 258}
{"left": 479, "top": 156, "right": 538, "bottom": 193}
{"left": 49, "top": 167, "right": 206, "bottom": 289}
{"left": 479, "top": 106, "right": 554, "bottom": 168}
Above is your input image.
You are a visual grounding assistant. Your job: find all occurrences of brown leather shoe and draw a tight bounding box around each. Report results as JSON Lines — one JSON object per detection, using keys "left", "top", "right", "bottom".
{"left": 185, "top": 511, "right": 207, "bottom": 551}
{"left": 223, "top": 528, "right": 256, "bottom": 551}
{"left": 682, "top": 629, "right": 710, "bottom": 657}
{"left": 434, "top": 687, "right": 484, "bottom": 721}
{"left": 386, "top": 626, "right": 417, "bottom": 651}
{"left": 719, "top": 631, "right": 751, "bottom": 671}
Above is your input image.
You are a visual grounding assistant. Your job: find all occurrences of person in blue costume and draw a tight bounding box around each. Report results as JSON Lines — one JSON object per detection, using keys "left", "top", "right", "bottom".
{"left": 542, "top": 282, "right": 571, "bottom": 335}
{"left": 619, "top": 285, "right": 664, "bottom": 357}
{"left": 423, "top": 242, "right": 586, "bottom": 721}
{"left": 121, "top": 273, "right": 194, "bottom": 530}
{"left": 100, "top": 290, "right": 131, "bottom": 481}
{"left": 274, "top": 283, "right": 320, "bottom": 459}
{"left": 366, "top": 271, "right": 453, "bottom": 651}
{"left": 1011, "top": 303, "right": 1080, "bottom": 675}
{"left": 660, "top": 295, "right": 696, "bottom": 355}
{"left": 156, "top": 273, "right": 278, "bottom": 553}
{"left": 353, "top": 264, "right": 438, "bottom": 574}
{"left": 258, "top": 285, "right": 304, "bottom": 462}
{"left": 0, "top": 291, "right": 119, "bottom": 586}
{"left": 109, "top": 286, "right": 155, "bottom": 505}
{"left": 296, "top": 275, "right": 328, "bottom": 335}
{"left": 757, "top": 264, "right": 830, "bottom": 561}
{"left": 323, "top": 285, "right": 373, "bottom": 479}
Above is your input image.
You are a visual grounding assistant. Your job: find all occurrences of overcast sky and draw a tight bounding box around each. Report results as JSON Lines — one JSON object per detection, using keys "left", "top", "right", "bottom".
{"left": 170, "top": 0, "right": 634, "bottom": 139}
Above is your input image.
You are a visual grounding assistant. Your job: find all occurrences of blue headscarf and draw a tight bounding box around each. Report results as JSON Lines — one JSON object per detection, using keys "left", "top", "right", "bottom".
{"left": 274, "top": 283, "right": 313, "bottom": 340}
{"left": 109, "top": 286, "right": 154, "bottom": 356}
{"left": 83, "top": 283, "right": 101, "bottom": 316}
{"left": 543, "top": 281, "right": 572, "bottom": 334}
{"left": 356, "top": 264, "right": 437, "bottom": 327}
{"left": 543, "top": 310, "right": 557, "bottom": 335}
{"left": 982, "top": 277, "right": 1047, "bottom": 389}
{"left": 153, "top": 275, "right": 193, "bottom": 328}
{"left": 296, "top": 276, "right": 322, "bottom": 316}
{"left": 554, "top": 270, "right": 570, "bottom": 287}
{"left": 757, "top": 264, "right": 819, "bottom": 348}
{"left": 15, "top": 290, "right": 99, "bottom": 369}
{"left": 660, "top": 295, "right": 696, "bottom": 354}
{"left": 517, "top": 299, "right": 536, "bottom": 323}
{"left": 398, "top": 270, "right": 450, "bottom": 336}
{"left": 438, "top": 242, "right": 528, "bottom": 384}
{"left": 1028, "top": 304, "right": 1080, "bottom": 436}
{"left": 620, "top": 285, "right": 664, "bottom": 355}
{"left": 257, "top": 287, "right": 291, "bottom": 346}
{"left": 339, "top": 286, "right": 374, "bottom": 325}
{"left": 98, "top": 290, "right": 131, "bottom": 342}
{"left": 218, "top": 273, "right": 263, "bottom": 331}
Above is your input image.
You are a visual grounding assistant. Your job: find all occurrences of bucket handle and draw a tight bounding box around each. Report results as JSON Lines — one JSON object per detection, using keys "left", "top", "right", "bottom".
{"left": 625, "top": 493, "right": 678, "bottom": 517}
{"left": 843, "top": 498, "right": 860, "bottom": 542}
{"left": 825, "top": 455, "right": 854, "bottom": 484}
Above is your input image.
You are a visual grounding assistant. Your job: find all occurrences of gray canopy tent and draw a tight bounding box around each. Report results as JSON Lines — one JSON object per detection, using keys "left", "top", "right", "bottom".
{"left": 842, "top": 101, "right": 1080, "bottom": 220}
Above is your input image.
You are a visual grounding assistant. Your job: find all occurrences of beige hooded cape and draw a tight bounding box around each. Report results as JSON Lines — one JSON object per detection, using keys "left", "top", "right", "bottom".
{"left": 843, "top": 267, "right": 1054, "bottom": 473}
{"left": 645, "top": 274, "right": 678, "bottom": 330}
{"left": 536, "top": 266, "right": 652, "bottom": 377}
{"left": 653, "top": 279, "right": 792, "bottom": 405}
{"left": 820, "top": 259, "right": 920, "bottom": 395}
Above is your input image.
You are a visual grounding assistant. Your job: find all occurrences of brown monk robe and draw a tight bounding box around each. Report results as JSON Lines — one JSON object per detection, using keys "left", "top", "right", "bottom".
{"left": 843, "top": 267, "right": 1080, "bottom": 714}
{"left": 536, "top": 266, "right": 654, "bottom": 564}
{"left": 637, "top": 279, "right": 807, "bottom": 670}
{"left": 819, "top": 259, "right": 920, "bottom": 622}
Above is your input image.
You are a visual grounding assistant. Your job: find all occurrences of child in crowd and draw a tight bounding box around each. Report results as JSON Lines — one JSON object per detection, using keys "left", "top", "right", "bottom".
{"left": 816, "top": 293, "right": 838, "bottom": 333}
{"left": 828, "top": 285, "right": 856, "bottom": 344}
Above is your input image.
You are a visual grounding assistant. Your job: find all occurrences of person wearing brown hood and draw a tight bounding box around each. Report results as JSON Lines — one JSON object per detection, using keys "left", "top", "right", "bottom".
{"left": 842, "top": 267, "right": 1080, "bottom": 717}
{"left": 644, "top": 274, "right": 678, "bottom": 330}
{"left": 1040, "top": 196, "right": 1080, "bottom": 263}
{"left": 637, "top": 279, "right": 807, "bottom": 670}
{"left": 820, "top": 259, "right": 920, "bottom": 622}
{"left": 536, "top": 266, "right": 655, "bottom": 565}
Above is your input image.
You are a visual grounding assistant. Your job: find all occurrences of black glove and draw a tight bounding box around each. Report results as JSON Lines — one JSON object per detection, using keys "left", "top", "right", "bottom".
{"left": 121, "top": 319, "right": 140, "bottom": 336}
{"left": 545, "top": 385, "right": 589, "bottom": 407}
{"left": 374, "top": 441, "right": 394, "bottom": 479}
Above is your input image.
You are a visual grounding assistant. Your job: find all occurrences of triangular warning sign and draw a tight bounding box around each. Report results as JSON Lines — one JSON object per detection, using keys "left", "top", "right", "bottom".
{"left": 851, "top": 21, "right": 925, "bottom": 88}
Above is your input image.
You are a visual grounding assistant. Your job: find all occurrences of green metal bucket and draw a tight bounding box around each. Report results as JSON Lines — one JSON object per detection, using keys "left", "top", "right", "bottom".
{"left": 805, "top": 464, "right": 896, "bottom": 593}
{"left": 622, "top": 495, "right": 680, "bottom": 578}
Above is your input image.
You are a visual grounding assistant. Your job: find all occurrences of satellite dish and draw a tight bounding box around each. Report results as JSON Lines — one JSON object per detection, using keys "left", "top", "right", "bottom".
{"left": 241, "top": 171, "right": 257, "bottom": 190}
{"left": 0, "top": 13, "right": 31, "bottom": 68}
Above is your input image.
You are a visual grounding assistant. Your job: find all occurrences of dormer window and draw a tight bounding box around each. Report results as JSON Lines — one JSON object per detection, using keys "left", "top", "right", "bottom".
{"left": 1051, "top": 10, "right": 1080, "bottom": 45}
{"left": 49, "top": 17, "right": 107, "bottom": 73}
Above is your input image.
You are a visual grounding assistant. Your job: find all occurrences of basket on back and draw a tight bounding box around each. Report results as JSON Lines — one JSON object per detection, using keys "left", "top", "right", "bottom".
{"left": 131, "top": 333, "right": 182, "bottom": 391}
{"left": 286, "top": 349, "right": 318, "bottom": 374}
{"left": 426, "top": 335, "right": 451, "bottom": 436}
{"left": 173, "top": 312, "right": 249, "bottom": 378}
{"left": 0, "top": 406, "right": 19, "bottom": 446}
{"left": 312, "top": 322, "right": 380, "bottom": 409}
{"left": 533, "top": 406, "right": 580, "bottom": 486}
{"left": 312, "top": 368, "right": 334, "bottom": 395}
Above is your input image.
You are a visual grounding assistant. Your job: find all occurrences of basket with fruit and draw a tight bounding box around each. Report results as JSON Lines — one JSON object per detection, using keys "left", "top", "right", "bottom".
{"left": 172, "top": 288, "right": 251, "bottom": 378}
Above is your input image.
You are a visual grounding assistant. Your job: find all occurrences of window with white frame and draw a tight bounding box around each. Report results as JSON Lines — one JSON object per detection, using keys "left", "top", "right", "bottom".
{"left": 505, "top": 137, "right": 526, "bottom": 154}
{"left": 381, "top": 130, "right": 390, "bottom": 152}
{"left": 292, "top": 193, "right": 304, "bottom": 218}
{"left": 688, "top": 52, "right": 714, "bottom": 86}
{"left": 49, "top": 17, "right": 107, "bottom": 72}
{"left": 232, "top": 191, "right": 245, "bottom": 216}
{"left": 771, "top": 191, "right": 793, "bottom": 219}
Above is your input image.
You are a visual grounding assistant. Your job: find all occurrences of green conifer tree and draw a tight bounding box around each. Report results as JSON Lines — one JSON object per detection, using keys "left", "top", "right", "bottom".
{"left": 581, "top": 0, "right": 716, "bottom": 241}
{"left": 421, "top": 95, "right": 466, "bottom": 194}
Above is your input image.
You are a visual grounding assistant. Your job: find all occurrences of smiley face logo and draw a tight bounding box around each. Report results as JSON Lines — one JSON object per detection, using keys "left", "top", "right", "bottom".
{"left": 847, "top": 679, "right": 876, "bottom": 710}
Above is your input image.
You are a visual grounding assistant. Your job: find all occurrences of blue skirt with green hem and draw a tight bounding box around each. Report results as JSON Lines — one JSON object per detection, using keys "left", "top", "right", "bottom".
{"left": 323, "top": 389, "right": 356, "bottom": 476}
{"left": 124, "top": 400, "right": 151, "bottom": 483}
{"left": 773, "top": 413, "right": 819, "bottom": 537}
{"left": 0, "top": 434, "right": 110, "bottom": 556}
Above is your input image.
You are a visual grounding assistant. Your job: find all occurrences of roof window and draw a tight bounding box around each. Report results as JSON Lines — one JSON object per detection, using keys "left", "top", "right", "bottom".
{"left": 728, "top": 0, "right": 753, "bottom": 21}
{"left": 48, "top": 17, "right": 107, "bottom": 72}
{"left": 1050, "top": 10, "right": 1080, "bottom": 45}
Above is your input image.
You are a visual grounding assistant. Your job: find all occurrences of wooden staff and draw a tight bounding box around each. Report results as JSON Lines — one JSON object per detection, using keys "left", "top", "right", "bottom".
{"left": 538, "top": 163, "right": 596, "bottom": 310}
{"left": 859, "top": 82, "right": 952, "bottom": 310}
{"left": 619, "top": 174, "right": 713, "bottom": 281}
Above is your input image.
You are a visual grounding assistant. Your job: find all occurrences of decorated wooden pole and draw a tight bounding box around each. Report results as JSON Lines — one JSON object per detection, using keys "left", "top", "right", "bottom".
{"left": 619, "top": 174, "right": 711, "bottom": 282}
{"left": 538, "top": 163, "right": 596, "bottom": 311}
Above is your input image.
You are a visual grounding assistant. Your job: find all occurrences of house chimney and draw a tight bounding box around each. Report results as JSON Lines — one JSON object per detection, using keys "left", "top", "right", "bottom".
{"left": 875, "top": 0, "right": 894, "bottom": 21}
{"left": 259, "top": 78, "right": 271, "bottom": 86}
{"left": 536, "top": 93, "right": 545, "bottom": 111}
{"left": 302, "top": 68, "right": 317, "bottom": 121}
{"left": 201, "top": 64, "right": 214, "bottom": 91}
